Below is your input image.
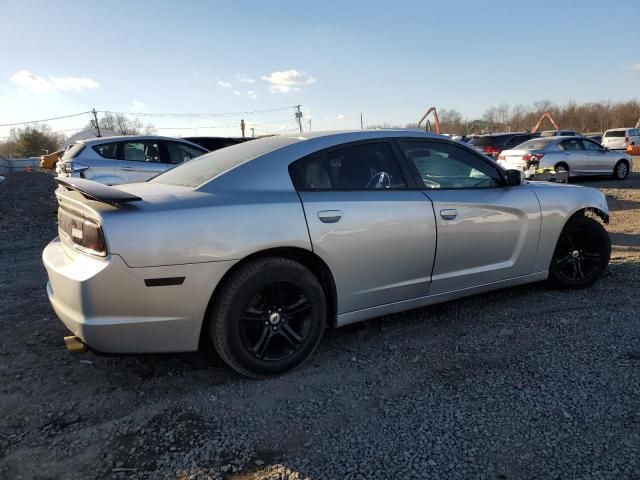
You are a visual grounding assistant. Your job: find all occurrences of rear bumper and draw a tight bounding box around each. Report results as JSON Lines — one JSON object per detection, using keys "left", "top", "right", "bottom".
{"left": 43, "top": 238, "right": 236, "bottom": 353}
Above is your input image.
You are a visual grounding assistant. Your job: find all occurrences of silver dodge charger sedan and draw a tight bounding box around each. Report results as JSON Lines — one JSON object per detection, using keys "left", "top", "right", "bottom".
{"left": 43, "top": 130, "right": 612, "bottom": 377}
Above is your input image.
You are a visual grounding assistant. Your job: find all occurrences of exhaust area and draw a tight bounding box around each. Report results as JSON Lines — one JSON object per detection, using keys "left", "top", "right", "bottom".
{"left": 64, "top": 336, "right": 87, "bottom": 354}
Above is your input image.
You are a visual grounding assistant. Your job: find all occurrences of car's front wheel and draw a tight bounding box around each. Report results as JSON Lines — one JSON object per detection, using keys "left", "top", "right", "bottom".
{"left": 548, "top": 216, "right": 611, "bottom": 289}
{"left": 612, "top": 160, "right": 629, "bottom": 180}
{"left": 210, "top": 257, "right": 326, "bottom": 378}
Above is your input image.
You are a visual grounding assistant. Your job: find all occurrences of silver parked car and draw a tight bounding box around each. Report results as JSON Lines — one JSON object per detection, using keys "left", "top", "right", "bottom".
{"left": 498, "top": 136, "right": 633, "bottom": 180}
{"left": 56, "top": 135, "right": 208, "bottom": 185}
{"left": 43, "top": 130, "right": 612, "bottom": 377}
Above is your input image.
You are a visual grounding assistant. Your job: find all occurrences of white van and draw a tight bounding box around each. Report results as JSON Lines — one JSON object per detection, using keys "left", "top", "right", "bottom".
{"left": 602, "top": 128, "right": 640, "bottom": 150}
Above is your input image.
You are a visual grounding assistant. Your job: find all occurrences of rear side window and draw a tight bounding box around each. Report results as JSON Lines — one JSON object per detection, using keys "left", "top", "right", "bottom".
{"left": 166, "top": 142, "right": 206, "bottom": 165}
{"left": 604, "top": 130, "right": 625, "bottom": 138}
{"left": 399, "top": 140, "right": 502, "bottom": 189}
{"left": 505, "top": 135, "right": 531, "bottom": 148}
{"left": 514, "top": 138, "right": 555, "bottom": 150}
{"left": 293, "top": 142, "right": 407, "bottom": 190}
{"left": 61, "top": 143, "right": 85, "bottom": 160}
{"left": 630, "top": 129, "right": 640, "bottom": 136}
{"left": 92, "top": 143, "right": 117, "bottom": 159}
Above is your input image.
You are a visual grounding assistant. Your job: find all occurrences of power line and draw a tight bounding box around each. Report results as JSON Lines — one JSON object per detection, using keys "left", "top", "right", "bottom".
{"left": 0, "top": 111, "right": 91, "bottom": 128}
{"left": 99, "top": 106, "right": 299, "bottom": 118}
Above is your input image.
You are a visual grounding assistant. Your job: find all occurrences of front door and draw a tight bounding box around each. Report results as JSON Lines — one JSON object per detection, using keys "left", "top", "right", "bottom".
{"left": 397, "top": 139, "right": 541, "bottom": 295}
{"left": 293, "top": 141, "right": 437, "bottom": 314}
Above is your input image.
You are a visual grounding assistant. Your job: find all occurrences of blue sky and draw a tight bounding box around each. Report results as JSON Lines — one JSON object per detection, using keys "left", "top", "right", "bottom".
{"left": 1, "top": 0, "right": 639, "bottom": 138}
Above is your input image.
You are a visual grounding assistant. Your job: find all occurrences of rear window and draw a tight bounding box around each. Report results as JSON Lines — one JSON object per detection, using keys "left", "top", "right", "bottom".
{"left": 604, "top": 130, "right": 626, "bottom": 138}
{"left": 61, "top": 143, "right": 86, "bottom": 160}
{"left": 513, "top": 138, "right": 556, "bottom": 151}
{"left": 468, "top": 136, "right": 498, "bottom": 147}
{"left": 149, "top": 135, "right": 300, "bottom": 187}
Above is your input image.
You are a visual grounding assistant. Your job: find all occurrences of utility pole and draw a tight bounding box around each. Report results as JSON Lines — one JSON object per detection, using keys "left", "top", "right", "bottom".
{"left": 308, "top": 118, "right": 312, "bottom": 132}
{"left": 240, "top": 119, "right": 245, "bottom": 138}
{"left": 91, "top": 108, "right": 101, "bottom": 137}
{"left": 360, "top": 113, "right": 364, "bottom": 130}
{"left": 295, "top": 105, "right": 303, "bottom": 133}
{"left": 251, "top": 127, "right": 255, "bottom": 138}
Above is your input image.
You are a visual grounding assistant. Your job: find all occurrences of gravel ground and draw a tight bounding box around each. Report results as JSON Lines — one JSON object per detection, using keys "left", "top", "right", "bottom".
{"left": 1, "top": 168, "right": 639, "bottom": 480}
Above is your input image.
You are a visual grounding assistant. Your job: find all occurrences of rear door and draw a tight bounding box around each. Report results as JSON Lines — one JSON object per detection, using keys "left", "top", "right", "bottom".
{"left": 115, "top": 140, "right": 169, "bottom": 184}
{"left": 397, "top": 139, "right": 541, "bottom": 295}
{"left": 293, "top": 140, "right": 437, "bottom": 314}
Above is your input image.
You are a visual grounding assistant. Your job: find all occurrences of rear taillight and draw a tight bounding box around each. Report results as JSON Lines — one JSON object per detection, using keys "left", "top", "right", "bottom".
{"left": 59, "top": 210, "right": 106, "bottom": 256}
{"left": 483, "top": 146, "right": 500, "bottom": 155}
{"left": 625, "top": 136, "right": 629, "bottom": 143}
{"left": 498, "top": 154, "right": 506, "bottom": 160}
{"left": 63, "top": 162, "right": 88, "bottom": 173}
{"left": 523, "top": 153, "right": 544, "bottom": 167}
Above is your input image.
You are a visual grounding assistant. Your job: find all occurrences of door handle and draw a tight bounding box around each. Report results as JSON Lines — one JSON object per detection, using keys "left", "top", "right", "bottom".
{"left": 317, "top": 210, "right": 342, "bottom": 223}
{"left": 121, "top": 166, "right": 134, "bottom": 171}
{"left": 440, "top": 208, "right": 458, "bottom": 220}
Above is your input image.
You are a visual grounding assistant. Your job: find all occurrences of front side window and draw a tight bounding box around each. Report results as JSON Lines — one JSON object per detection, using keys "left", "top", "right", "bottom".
{"left": 399, "top": 141, "right": 502, "bottom": 189}
{"left": 294, "top": 142, "right": 407, "bottom": 190}
{"left": 166, "top": 142, "right": 206, "bottom": 165}
{"left": 558, "top": 139, "right": 584, "bottom": 151}
{"left": 92, "top": 143, "right": 117, "bottom": 159}
{"left": 119, "top": 141, "right": 163, "bottom": 163}
{"left": 582, "top": 139, "right": 602, "bottom": 151}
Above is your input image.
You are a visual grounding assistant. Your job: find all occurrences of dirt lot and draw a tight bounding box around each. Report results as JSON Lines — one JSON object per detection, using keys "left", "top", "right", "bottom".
{"left": 1, "top": 167, "right": 639, "bottom": 479}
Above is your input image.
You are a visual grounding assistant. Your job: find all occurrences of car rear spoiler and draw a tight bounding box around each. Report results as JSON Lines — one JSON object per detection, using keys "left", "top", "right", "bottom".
{"left": 55, "top": 177, "right": 142, "bottom": 206}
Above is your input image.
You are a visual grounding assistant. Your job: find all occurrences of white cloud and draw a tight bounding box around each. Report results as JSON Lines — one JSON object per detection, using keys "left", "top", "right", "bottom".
{"left": 129, "top": 99, "right": 145, "bottom": 111}
{"left": 336, "top": 114, "right": 345, "bottom": 120}
{"left": 261, "top": 69, "right": 316, "bottom": 94}
{"left": 625, "top": 63, "right": 640, "bottom": 71}
{"left": 10, "top": 70, "right": 100, "bottom": 93}
{"left": 233, "top": 90, "right": 241, "bottom": 96}
{"left": 236, "top": 73, "right": 256, "bottom": 83}
{"left": 247, "top": 90, "right": 257, "bottom": 99}
{"left": 217, "top": 81, "right": 232, "bottom": 88}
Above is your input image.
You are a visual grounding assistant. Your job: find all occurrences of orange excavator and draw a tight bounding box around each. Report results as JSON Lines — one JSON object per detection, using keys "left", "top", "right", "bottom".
{"left": 417, "top": 107, "right": 441, "bottom": 134}
{"left": 531, "top": 111, "right": 559, "bottom": 133}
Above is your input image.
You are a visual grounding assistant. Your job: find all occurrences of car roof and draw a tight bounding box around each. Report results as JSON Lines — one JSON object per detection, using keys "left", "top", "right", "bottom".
{"left": 76, "top": 135, "right": 204, "bottom": 146}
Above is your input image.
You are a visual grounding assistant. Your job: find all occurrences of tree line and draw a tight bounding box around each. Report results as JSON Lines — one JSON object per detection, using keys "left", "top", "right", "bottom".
{"left": 0, "top": 113, "right": 155, "bottom": 158}
{"left": 371, "top": 99, "right": 640, "bottom": 135}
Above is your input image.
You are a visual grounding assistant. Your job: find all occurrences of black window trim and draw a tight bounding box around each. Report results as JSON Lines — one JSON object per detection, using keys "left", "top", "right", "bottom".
{"left": 289, "top": 138, "right": 418, "bottom": 192}
{"left": 392, "top": 136, "right": 509, "bottom": 191}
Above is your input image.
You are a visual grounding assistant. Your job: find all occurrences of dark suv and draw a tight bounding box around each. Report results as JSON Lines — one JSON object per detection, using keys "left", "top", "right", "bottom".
{"left": 182, "top": 136, "right": 252, "bottom": 152}
{"left": 468, "top": 133, "right": 536, "bottom": 159}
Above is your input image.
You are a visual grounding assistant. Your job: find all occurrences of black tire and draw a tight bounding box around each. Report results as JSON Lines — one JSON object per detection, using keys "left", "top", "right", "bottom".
{"left": 210, "top": 257, "right": 326, "bottom": 378}
{"left": 548, "top": 216, "right": 611, "bottom": 289}
{"left": 612, "top": 160, "right": 629, "bottom": 180}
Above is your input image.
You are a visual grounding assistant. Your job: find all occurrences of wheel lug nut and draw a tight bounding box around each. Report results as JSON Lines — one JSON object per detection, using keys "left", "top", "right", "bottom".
{"left": 264, "top": 321, "right": 269, "bottom": 325}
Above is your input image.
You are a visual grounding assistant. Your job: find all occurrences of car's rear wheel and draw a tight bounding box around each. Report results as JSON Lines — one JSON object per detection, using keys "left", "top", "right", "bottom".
{"left": 548, "top": 216, "right": 610, "bottom": 289}
{"left": 612, "top": 160, "right": 629, "bottom": 180}
{"left": 554, "top": 162, "right": 570, "bottom": 182}
{"left": 210, "top": 257, "right": 326, "bottom": 378}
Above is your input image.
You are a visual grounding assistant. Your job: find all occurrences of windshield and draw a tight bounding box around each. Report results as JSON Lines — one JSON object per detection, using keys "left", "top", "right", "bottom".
{"left": 149, "top": 135, "right": 300, "bottom": 187}
{"left": 512, "top": 138, "right": 556, "bottom": 150}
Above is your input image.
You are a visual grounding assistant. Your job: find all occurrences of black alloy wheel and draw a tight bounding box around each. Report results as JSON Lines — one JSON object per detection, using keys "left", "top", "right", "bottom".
{"left": 548, "top": 216, "right": 611, "bottom": 289}
{"left": 211, "top": 257, "right": 326, "bottom": 378}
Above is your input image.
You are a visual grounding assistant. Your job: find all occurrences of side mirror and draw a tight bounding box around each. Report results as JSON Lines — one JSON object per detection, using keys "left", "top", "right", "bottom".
{"left": 505, "top": 169, "right": 524, "bottom": 186}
